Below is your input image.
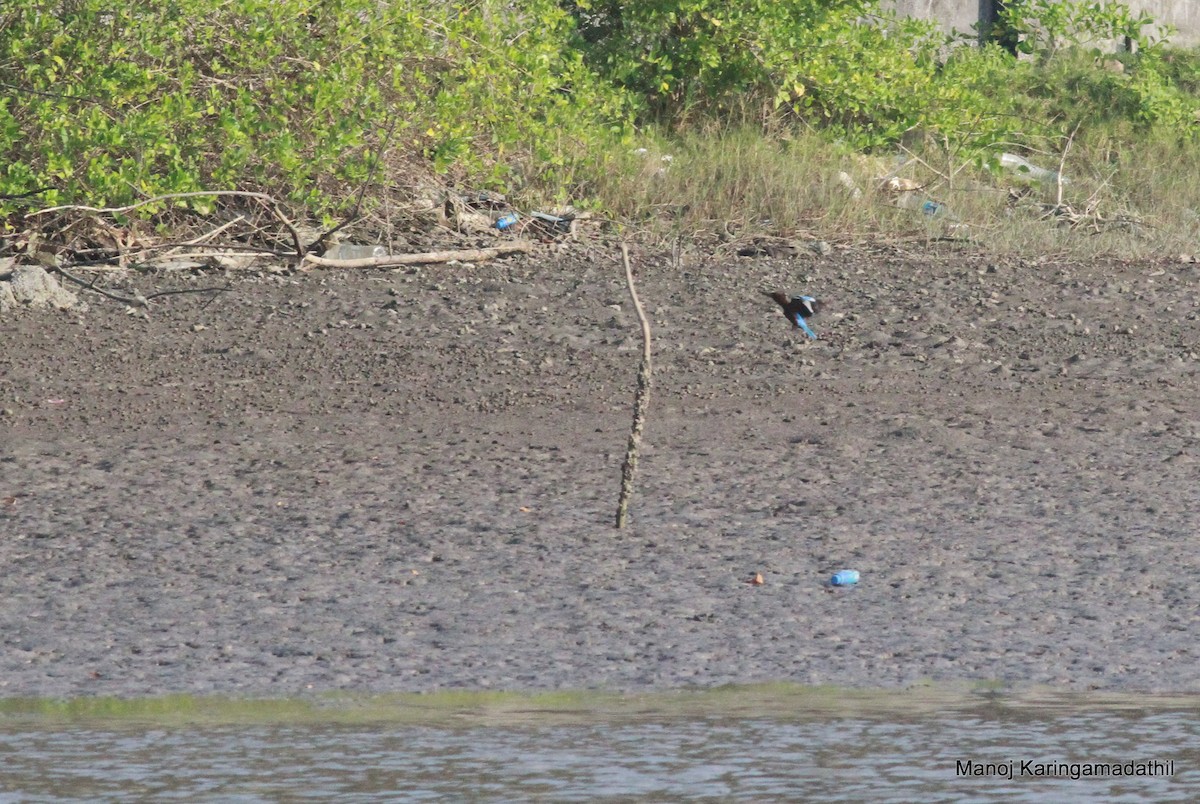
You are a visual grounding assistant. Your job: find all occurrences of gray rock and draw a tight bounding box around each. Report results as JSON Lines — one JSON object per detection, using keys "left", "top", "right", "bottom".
{"left": 0, "top": 263, "right": 86, "bottom": 313}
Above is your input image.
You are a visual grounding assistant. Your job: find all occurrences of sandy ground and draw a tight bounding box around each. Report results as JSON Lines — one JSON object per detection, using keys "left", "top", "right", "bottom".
{"left": 1, "top": 242, "right": 1199, "bottom": 698}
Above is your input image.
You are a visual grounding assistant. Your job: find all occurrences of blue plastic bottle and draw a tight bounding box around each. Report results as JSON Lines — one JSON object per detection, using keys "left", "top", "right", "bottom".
{"left": 830, "top": 569, "right": 860, "bottom": 586}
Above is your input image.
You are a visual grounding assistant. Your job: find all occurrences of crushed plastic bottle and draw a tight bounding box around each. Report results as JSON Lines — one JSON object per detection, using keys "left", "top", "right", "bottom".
{"left": 999, "top": 152, "right": 1067, "bottom": 184}
{"left": 324, "top": 244, "right": 387, "bottom": 260}
{"left": 495, "top": 213, "right": 519, "bottom": 230}
{"left": 837, "top": 170, "right": 863, "bottom": 200}
{"left": 896, "top": 192, "right": 949, "bottom": 218}
{"left": 830, "top": 569, "right": 860, "bottom": 586}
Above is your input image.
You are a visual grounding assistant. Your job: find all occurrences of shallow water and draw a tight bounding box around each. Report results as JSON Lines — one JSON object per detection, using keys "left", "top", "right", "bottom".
{"left": 2, "top": 688, "right": 1198, "bottom": 801}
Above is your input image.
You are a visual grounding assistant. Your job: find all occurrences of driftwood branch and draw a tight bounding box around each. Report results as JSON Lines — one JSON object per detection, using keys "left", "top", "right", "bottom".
{"left": 302, "top": 241, "right": 533, "bottom": 269}
{"left": 53, "top": 264, "right": 231, "bottom": 307}
{"left": 615, "top": 241, "right": 653, "bottom": 529}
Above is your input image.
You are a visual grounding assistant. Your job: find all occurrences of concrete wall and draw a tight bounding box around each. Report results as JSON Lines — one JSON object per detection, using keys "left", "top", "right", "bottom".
{"left": 1134, "top": 0, "right": 1200, "bottom": 45}
{"left": 885, "top": 0, "right": 1200, "bottom": 47}
{"left": 885, "top": 0, "right": 979, "bottom": 38}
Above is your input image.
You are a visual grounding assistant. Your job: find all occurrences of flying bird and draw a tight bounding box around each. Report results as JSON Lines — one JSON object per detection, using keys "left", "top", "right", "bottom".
{"left": 764, "top": 291, "right": 821, "bottom": 339}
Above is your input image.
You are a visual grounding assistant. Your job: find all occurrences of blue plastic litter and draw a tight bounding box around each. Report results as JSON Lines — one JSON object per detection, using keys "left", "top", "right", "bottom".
{"left": 830, "top": 569, "right": 860, "bottom": 586}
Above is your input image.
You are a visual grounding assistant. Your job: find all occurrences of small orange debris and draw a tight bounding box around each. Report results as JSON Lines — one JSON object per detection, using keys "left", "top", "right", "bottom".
{"left": 746, "top": 572, "right": 764, "bottom": 585}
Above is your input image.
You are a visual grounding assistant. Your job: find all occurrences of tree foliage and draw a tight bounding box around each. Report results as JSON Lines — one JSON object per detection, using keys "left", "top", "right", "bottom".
{"left": 0, "top": 0, "right": 1194, "bottom": 218}
{"left": 0, "top": 0, "right": 629, "bottom": 214}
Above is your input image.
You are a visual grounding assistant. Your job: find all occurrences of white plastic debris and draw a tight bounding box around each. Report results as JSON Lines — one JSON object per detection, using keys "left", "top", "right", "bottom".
{"left": 1000, "top": 152, "right": 1067, "bottom": 184}
{"left": 837, "top": 171, "right": 863, "bottom": 199}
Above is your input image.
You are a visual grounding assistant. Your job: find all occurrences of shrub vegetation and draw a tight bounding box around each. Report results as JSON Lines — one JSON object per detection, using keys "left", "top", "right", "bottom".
{"left": 1, "top": 0, "right": 1197, "bottom": 255}
{"left": 0, "top": 0, "right": 629, "bottom": 216}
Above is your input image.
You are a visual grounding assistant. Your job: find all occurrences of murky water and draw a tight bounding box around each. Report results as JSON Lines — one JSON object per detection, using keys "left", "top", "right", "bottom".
{"left": 2, "top": 689, "right": 1198, "bottom": 801}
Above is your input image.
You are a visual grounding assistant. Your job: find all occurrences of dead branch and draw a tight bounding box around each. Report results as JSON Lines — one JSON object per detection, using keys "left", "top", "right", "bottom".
{"left": 180, "top": 215, "right": 246, "bottom": 247}
{"left": 258, "top": 197, "right": 304, "bottom": 261}
{"left": 1056, "top": 121, "right": 1081, "bottom": 210}
{"left": 306, "top": 115, "right": 399, "bottom": 257}
{"left": 30, "top": 190, "right": 288, "bottom": 219}
{"left": 898, "top": 144, "right": 952, "bottom": 186}
{"left": 142, "top": 284, "right": 233, "bottom": 302}
{"left": 302, "top": 241, "right": 533, "bottom": 269}
{"left": 615, "top": 241, "right": 653, "bottom": 530}
{"left": 52, "top": 265, "right": 148, "bottom": 307}
{"left": 28, "top": 190, "right": 307, "bottom": 262}
{"left": 73, "top": 242, "right": 287, "bottom": 260}
{"left": 138, "top": 249, "right": 281, "bottom": 264}
{"left": 24, "top": 190, "right": 535, "bottom": 272}
{"left": 52, "top": 265, "right": 230, "bottom": 307}
{"left": 0, "top": 187, "right": 54, "bottom": 201}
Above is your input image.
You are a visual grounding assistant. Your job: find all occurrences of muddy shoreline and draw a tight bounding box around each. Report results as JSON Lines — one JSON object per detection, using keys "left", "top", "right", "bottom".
{"left": 2, "top": 244, "right": 1198, "bottom": 697}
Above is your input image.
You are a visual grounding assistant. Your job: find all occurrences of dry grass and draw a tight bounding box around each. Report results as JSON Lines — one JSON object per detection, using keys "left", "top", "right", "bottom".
{"left": 588, "top": 125, "right": 1200, "bottom": 260}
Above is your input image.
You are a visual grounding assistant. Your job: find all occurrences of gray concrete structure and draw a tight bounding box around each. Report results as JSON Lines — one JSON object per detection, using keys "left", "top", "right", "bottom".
{"left": 886, "top": 0, "right": 1200, "bottom": 47}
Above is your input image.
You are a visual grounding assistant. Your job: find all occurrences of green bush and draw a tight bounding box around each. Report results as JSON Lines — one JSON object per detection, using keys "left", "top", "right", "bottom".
{"left": 966, "top": 0, "right": 1197, "bottom": 143}
{"left": 994, "top": 0, "right": 1165, "bottom": 58}
{"left": 1, "top": 0, "right": 1196, "bottom": 239}
{"left": 567, "top": 1, "right": 1036, "bottom": 152}
{"left": 0, "top": 0, "right": 630, "bottom": 216}
{"left": 571, "top": 0, "right": 1198, "bottom": 157}
{"left": 568, "top": 1, "right": 872, "bottom": 116}
{"left": 568, "top": 0, "right": 969, "bottom": 147}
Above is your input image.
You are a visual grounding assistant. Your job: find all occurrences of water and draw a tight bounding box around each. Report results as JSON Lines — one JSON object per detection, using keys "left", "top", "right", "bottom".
{"left": 2, "top": 689, "right": 1198, "bottom": 801}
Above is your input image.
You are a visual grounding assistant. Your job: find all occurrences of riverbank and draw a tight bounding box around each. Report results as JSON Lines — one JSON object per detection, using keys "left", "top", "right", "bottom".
{"left": 2, "top": 243, "right": 1198, "bottom": 697}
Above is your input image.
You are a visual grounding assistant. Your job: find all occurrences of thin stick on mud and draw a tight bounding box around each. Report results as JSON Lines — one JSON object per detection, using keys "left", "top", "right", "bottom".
{"left": 615, "top": 242, "right": 652, "bottom": 529}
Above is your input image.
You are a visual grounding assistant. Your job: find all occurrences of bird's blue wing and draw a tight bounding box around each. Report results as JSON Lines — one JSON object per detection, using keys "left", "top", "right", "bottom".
{"left": 795, "top": 314, "right": 818, "bottom": 339}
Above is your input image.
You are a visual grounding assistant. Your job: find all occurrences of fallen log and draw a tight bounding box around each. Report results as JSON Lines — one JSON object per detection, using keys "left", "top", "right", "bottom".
{"left": 302, "top": 241, "right": 533, "bottom": 269}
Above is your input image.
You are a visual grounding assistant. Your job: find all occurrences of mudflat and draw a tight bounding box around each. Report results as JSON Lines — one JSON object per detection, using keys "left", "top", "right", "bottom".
{"left": 2, "top": 244, "right": 1198, "bottom": 697}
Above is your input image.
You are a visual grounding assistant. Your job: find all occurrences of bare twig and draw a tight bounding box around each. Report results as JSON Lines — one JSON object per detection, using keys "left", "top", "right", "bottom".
{"left": 0, "top": 80, "right": 106, "bottom": 107}
{"left": 73, "top": 242, "right": 286, "bottom": 259}
{"left": 1056, "top": 121, "right": 1081, "bottom": 209}
{"left": 143, "top": 284, "right": 233, "bottom": 301}
{"left": 179, "top": 215, "right": 246, "bottom": 247}
{"left": 302, "top": 241, "right": 533, "bottom": 269}
{"left": 0, "top": 187, "right": 54, "bottom": 201}
{"left": 256, "top": 197, "right": 304, "bottom": 261}
{"left": 1083, "top": 167, "right": 1118, "bottom": 217}
{"left": 29, "top": 190, "right": 287, "bottom": 218}
{"left": 307, "top": 115, "right": 399, "bottom": 256}
{"left": 52, "top": 265, "right": 230, "bottom": 307}
{"left": 28, "top": 190, "right": 308, "bottom": 263}
{"left": 52, "top": 265, "right": 147, "bottom": 307}
{"left": 898, "top": 144, "right": 952, "bottom": 185}
{"left": 136, "top": 249, "right": 281, "bottom": 263}
{"left": 615, "top": 241, "right": 653, "bottom": 530}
